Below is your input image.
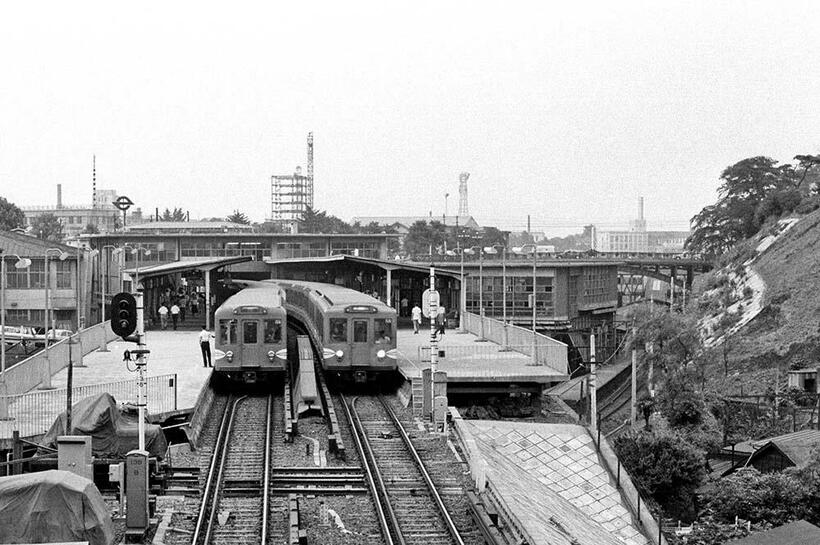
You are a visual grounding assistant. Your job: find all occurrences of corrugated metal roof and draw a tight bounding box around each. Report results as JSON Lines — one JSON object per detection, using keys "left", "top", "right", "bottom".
{"left": 0, "top": 230, "right": 76, "bottom": 257}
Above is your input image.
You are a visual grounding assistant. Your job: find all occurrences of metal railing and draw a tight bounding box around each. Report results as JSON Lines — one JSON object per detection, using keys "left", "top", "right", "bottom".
{"left": 417, "top": 343, "right": 567, "bottom": 371}
{"left": 463, "top": 312, "right": 569, "bottom": 370}
{"left": 0, "top": 374, "right": 178, "bottom": 440}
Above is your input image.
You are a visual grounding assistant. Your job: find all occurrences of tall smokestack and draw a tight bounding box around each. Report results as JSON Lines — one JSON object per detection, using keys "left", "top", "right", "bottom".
{"left": 57, "top": 184, "right": 62, "bottom": 209}
{"left": 638, "top": 196, "right": 644, "bottom": 221}
{"left": 92, "top": 155, "right": 97, "bottom": 208}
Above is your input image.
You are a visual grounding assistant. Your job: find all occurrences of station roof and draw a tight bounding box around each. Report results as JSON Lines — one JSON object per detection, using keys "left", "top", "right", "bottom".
{"left": 264, "top": 254, "right": 462, "bottom": 277}
{"left": 123, "top": 256, "right": 253, "bottom": 279}
{"left": 0, "top": 230, "right": 77, "bottom": 258}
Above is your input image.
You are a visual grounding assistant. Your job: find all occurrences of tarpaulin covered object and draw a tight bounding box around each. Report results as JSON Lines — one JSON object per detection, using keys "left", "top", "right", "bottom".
{"left": 41, "top": 392, "right": 167, "bottom": 459}
{"left": 0, "top": 469, "right": 114, "bottom": 545}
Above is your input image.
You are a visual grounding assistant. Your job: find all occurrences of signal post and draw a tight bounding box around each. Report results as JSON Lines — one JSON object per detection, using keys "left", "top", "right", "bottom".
{"left": 110, "top": 290, "right": 151, "bottom": 540}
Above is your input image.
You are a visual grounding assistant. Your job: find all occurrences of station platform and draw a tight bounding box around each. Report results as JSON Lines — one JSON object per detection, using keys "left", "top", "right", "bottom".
{"left": 0, "top": 331, "right": 211, "bottom": 444}
{"left": 47, "top": 330, "right": 211, "bottom": 411}
{"left": 454, "top": 417, "right": 650, "bottom": 545}
{"left": 395, "top": 327, "right": 568, "bottom": 388}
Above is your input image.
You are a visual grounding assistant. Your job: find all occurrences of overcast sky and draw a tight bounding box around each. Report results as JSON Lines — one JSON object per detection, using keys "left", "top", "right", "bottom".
{"left": 2, "top": 1, "right": 819, "bottom": 235}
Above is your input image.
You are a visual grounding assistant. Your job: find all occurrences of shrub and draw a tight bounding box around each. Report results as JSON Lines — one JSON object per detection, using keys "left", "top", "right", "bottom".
{"left": 702, "top": 468, "right": 812, "bottom": 526}
{"left": 614, "top": 431, "right": 706, "bottom": 521}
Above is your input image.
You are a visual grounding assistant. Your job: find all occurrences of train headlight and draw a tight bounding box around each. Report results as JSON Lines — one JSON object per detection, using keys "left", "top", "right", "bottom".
{"left": 267, "top": 350, "right": 276, "bottom": 362}
{"left": 377, "top": 349, "right": 386, "bottom": 360}
{"left": 226, "top": 350, "right": 234, "bottom": 363}
{"left": 335, "top": 350, "right": 344, "bottom": 361}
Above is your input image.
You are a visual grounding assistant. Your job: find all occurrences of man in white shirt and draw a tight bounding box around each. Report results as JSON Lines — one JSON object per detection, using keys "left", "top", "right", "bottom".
{"left": 411, "top": 304, "right": 422, "bottom": 334}
{"left": 198, "top": 326, "right": 214, "bottom": 367}
{"left": 170, "top": 303, "right": 180, "bottom": 330}
{"left": 158, "top": 304, "right": 169, "bottom": 330}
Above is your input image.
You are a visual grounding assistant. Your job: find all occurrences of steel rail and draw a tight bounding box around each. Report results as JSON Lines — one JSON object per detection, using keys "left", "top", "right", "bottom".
{"left": 340, "top": 394, "right": 398, "bottom": 545}
{"left": 261, "top": 394, "right": 273, "bottom": 544}
{"left": 191, "top": 394, "right": 248, "bottom": 545}
{"left": 379, "top": 395, "right": 467, "bottom": 545}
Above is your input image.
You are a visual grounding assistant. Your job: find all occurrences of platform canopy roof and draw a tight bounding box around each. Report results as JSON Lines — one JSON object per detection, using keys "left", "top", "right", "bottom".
{"left": 263, "top": 254, "right": 462, "bottom": 277}
{"left": 123, "top": 255, "right": 253, "bottom": 280}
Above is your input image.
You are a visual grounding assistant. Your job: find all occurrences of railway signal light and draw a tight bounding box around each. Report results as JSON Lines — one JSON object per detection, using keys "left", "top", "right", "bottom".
{"left": 110, "top": 292, "right": 137, "bottom": 339}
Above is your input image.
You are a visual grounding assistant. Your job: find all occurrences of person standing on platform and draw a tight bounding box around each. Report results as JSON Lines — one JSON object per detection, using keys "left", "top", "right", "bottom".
{"left": 199, "top": 326, "right": 214, "bottom": 367}
{"left": 170, "top": 302, "right": 180, "bottom": 330}
{"left": 411, "top": 304, "right": 422, "bottom": 334}
{"left": 158, "top": 303, "right": 169, "bottom": 330}
{"left": 179, "top": 293, "right": 188, "bottom": 322}
{"left": 436, "top": 305, "right": 446, "bottom": 338}
{"left": 400, "top": 296, "right": 408, "bottom": 317}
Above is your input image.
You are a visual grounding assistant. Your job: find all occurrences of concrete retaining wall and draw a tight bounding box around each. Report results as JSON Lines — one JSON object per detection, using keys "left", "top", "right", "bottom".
{"left": 184, "top": 377, "right": 215, "bottom": 449}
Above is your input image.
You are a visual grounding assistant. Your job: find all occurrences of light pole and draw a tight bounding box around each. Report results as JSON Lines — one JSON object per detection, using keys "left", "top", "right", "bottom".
{"left": 42, "top": 248, "right": 69, "bottom": 390}
{"left": 485, "top": 244, "right": 509, "bottom": 350}
{"left": 97, "top": 245, "right": 118, "bottom": 322}
{"left": 123, "top": 246, "right": 151, "bottom": 292}
{"left": 1, "top": 251, "right": 32, "bottom": 419}
{"left": 514, "top": 244, "right": 538, "bottom": 365}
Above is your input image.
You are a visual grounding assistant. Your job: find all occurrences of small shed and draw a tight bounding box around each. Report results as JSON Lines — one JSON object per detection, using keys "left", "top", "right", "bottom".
{"left": 742, "top": 429, "right": 820, "bottom": 473}
{"left": 787, "top": 367, "right": 818, "bottom": 394}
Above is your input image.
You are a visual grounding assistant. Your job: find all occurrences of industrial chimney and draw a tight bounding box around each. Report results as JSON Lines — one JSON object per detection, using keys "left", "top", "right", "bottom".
{"left": 57, "top": 184, "right": 63, "bottom": 209}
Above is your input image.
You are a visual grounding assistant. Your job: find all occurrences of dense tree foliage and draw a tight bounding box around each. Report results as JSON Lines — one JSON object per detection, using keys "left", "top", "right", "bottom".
{"left": 701, "top": 468, "right": 816, "bottom": 526}
{"left": 160, "top": 207, "right": 187, "bottom": 222}
{"left": 0, "top": 196, "right": 26, "bottom": 231}
{"left": 299, "top": 207, "right": 354, "bottom": 234}
{"left": 30, "top": 213, "right": 64, "bottom": 242}
{"left": 226, "top": 210, "right": 250, "bottom": 225}
{"left": 404, "top": 220, "right": 446, "bottom": 255}
{"left": 686, "top": 155, "right": 820, "bottom": 258}
{"left": 614, "top": 430, "right": 707, "bottom": 520}
{"left": 82, "top": 223, "right": 99, "bottom": 234}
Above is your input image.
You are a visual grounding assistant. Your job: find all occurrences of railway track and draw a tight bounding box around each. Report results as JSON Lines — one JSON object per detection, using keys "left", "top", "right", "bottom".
{"left": 192, "top": 395, "right": 271, "bottom": 545}
{"left": 343, "top": 394, "right": 471, "bottom": 545}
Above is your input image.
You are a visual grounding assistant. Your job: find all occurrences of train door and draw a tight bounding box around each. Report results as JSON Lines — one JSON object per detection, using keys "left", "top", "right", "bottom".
{"left": 239, "top": 319, "right": 262, "bottom": 365}
{"left": 350, "top": 318, "right": 369, "bottom": 366}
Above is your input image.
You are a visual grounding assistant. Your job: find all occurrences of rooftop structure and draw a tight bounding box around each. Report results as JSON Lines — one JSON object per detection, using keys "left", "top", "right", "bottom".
{"left": 270, "top": 133, "right": 314, "bottom": 228}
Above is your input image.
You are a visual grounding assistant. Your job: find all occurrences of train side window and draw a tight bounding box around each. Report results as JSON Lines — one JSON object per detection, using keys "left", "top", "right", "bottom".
{"left": 264, "top": 319, "right": 282, "bottom": 343}
{"left": 243, "top": 321, "right": 258, "bottom": 344}
{"left": 219, "top": 320, "right": 236, "bottom": 344}
{"left": 374, "top": 318, "right": 392, "bottom": 344}
{"left": 353, "top": 319, "right": 367, "bottom": 343}
{"left": 330, "top": 318, "right": 347, "bottom": 342}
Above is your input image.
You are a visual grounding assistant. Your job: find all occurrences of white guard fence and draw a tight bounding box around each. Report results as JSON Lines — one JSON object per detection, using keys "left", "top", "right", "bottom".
{"left": 462, "top": 312, "right": 569, "bottom": 371}
{"left": 0, "top": 374, "right": 178, "bottom": 440}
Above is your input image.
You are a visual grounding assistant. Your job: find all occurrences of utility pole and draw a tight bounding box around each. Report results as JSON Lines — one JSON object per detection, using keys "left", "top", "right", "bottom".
{"left": 589, "top": 331, "right": 598, "bottom": 431}
{"left": 631, "top": 327, "right": 637, "bottom": 429}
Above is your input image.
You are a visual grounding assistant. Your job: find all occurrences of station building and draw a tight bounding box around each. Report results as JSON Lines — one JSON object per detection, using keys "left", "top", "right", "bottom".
{"left": 0, "top": 230, "right": 94, "bottom": 331}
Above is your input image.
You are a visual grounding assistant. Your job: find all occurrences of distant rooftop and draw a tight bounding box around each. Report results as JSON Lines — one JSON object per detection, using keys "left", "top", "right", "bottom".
{"left": 123, "top": 221, "right": 255, "bottom": 233}
{"left": 351, "top": 215, "right": 481, "bottom": 229}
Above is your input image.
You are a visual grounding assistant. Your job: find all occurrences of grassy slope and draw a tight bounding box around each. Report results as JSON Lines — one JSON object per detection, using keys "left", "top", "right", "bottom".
{"left": 707, "top": 207, "right": 820, "bottom": 394}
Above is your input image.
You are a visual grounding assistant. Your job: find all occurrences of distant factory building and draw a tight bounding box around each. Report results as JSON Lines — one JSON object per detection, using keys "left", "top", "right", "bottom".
{"left": 594, "top": 197, "right": 689, "bottom": 254}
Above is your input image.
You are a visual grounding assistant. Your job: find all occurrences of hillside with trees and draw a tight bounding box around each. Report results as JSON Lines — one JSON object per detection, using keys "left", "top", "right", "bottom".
{"left": 611, "top": 153, "right": 820, "bottom": 543}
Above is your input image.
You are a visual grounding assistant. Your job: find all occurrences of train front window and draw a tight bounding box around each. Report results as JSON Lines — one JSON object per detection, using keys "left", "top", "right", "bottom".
{"left": 264, "top": 319, "right": 282, "bottom": 343}
{"left": 330, "top": 318, "right": 347, "bottom": 342}
{"left": 374, "top": 318, "right": 392, "bottom": 344}
{"left": 353, "top": 320, "right": 367, "bottom": 343}
{"left": 243, "top": 321, "right": 258, "bottom": 344}
{"left": 219, "top": 320, "right": 237, "bottom": 344}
